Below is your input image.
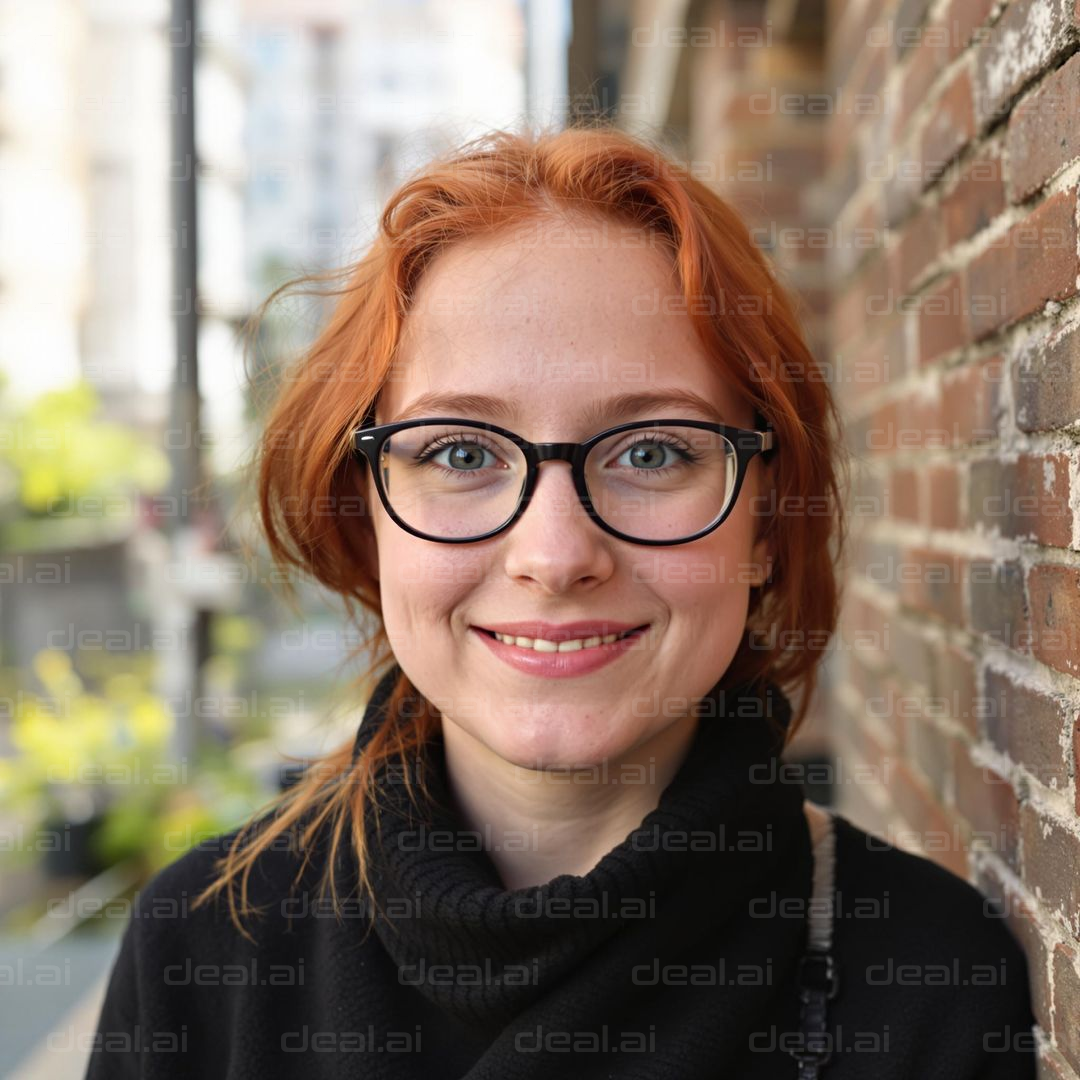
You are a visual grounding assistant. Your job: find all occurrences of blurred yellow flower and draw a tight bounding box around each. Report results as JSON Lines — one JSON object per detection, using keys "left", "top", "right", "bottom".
{"left": 127, "top": 697, "right": 174, "bottom": 745}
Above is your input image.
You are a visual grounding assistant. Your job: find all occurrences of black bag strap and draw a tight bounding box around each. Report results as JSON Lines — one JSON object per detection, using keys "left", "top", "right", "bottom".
{"left": 789, "top": 806, "right": 839, "bottom": 1079}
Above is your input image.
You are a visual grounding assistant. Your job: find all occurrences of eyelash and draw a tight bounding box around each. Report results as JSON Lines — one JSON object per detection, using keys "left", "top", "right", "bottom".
{"left": 412, "top": 431, "right": 705, "bottom": 472}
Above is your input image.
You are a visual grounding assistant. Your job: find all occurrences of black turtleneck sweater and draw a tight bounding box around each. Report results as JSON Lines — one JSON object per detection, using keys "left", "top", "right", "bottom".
{"left": 85, "top": 667, "right": 1037, "bottom": 1078}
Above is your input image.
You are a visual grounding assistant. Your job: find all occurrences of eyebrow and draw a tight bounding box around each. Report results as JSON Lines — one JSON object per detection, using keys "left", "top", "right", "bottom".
{"left": 389, "top": 388, "right": 729, "bottom": 428}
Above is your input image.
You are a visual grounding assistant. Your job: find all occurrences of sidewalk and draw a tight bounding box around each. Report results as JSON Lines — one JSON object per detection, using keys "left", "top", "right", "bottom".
{"left": 0, "top": 932, "right": 118, "bottom": 1079}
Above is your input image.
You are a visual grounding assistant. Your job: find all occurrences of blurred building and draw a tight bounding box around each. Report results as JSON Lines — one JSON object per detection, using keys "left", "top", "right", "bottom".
{"left": 241, "top": 0, "right": 537, "bottom": 303}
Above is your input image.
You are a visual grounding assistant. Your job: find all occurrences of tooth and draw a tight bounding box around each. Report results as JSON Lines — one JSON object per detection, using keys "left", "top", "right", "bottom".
{"left": 492, "top": 629, "right": 636, "bottom": 651}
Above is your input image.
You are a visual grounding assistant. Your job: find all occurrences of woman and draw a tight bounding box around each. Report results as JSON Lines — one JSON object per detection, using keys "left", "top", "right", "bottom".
{"left": 86, "top": 126, "right": 1036, "bottom": 1078}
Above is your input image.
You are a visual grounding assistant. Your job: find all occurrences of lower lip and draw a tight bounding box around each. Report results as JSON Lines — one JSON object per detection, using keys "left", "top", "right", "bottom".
{"left": 470, "top": 625, "right": 650, "bottom": 678}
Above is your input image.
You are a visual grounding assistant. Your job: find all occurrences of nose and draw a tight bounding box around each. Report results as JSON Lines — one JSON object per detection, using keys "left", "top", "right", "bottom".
{"left": 501, "top": 459, "right": 614, "bottom": 587}
{"left": 522, "top": 459, "right": 589, "bottom": 523}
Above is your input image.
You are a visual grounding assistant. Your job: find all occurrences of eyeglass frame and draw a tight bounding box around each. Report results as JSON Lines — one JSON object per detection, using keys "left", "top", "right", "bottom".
{"left": 351, "top": 415, "right": 777, "bottom": 547}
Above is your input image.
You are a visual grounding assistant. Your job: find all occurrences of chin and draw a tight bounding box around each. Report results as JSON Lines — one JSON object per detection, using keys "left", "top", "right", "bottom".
{"left": 487, "top": 726, "right": 628, "bottom": 775}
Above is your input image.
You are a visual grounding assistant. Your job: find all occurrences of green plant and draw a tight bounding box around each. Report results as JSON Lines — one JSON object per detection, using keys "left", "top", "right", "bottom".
{"left": 1, "top": 647, "right": 268, "bottom": 876}
{"left": 0, "top": 379, "right": 169, "bottom": 517}
{"left": 2, "top": 648, "right": 174, "bottom": 826}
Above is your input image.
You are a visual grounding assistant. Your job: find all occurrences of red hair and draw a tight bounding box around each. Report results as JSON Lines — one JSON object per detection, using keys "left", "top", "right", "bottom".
{"left": 193, "top": 124, "right": 849, "bottom": 942}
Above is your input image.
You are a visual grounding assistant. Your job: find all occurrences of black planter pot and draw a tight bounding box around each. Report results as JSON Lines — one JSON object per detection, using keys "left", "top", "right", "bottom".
{"left": 41, "top": 814, "right": 108, "bottom": 879}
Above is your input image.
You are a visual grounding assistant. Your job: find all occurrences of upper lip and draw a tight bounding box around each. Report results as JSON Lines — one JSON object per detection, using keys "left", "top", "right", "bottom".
{"left": 472, "top": 620, "right": 648, "bottom": 641}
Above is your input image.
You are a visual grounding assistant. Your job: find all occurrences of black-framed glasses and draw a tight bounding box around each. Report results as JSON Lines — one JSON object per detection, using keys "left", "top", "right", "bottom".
{"left": 351, "top": 416, "right": 777, "bottom": 546}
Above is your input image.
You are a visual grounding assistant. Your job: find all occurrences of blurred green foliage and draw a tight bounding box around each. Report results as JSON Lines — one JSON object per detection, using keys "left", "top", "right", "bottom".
{"left": 0, "top": 377, "right": 170, "bottom": 544}
{"left": 0, "top": 647, "right": 265, "bottom": 879}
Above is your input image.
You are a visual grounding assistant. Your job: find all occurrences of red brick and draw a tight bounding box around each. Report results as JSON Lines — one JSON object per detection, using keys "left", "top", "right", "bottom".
{"left": 1014, "top": 322, "right": 1080, "bottom": 433}
{"left": 1038, "top": 1047, "right": 1076, "bottom": 1078}
{"left": 883, "top": 618, "right": 932, "bottom": 692}
{"left": 892, "top": 0, "right": 933, "bottom": 58}
{"left": 831, "top": 0, "right": 883, "bottom": 90}
{"left": 1019, "top": 454, "right": 1073, "bottom": 548}
{"left": 973, "top": 0, "right": 1080, "bottom": 129}
{"left": 868, "top": 316, "right": 907, "bottom": 390}
{"left": 1008, "top": 51, "right": 1080, "bottom": 202}
{"left": 930, "top": 642, "right": 978, "bottom": 737}
{"left": 850, "top": 32, "right": 889, "bottom": 102}
{"left": 890, "top": 467, "right": 920, "bottom": 521}
{"left": 920, "top": 67, "right": 975, "bottom": 188}
{"left": 835, "top": 254, "right": 891, "bottom": 349}
{"left": 970, "top": 559, "right": 1030, "bottom": 652}
{"left": 942, "top": 0, "right": 997, "bottom": 60}
{"left": 968, "top": 454, "right": 1072, "bottom": 547}
{"left": 941, "top": 354, "right": 1003, "bottom": 446}
{"left": 896, "top": 388, "right": 946, "bottom": 449}
{"left": 908, "top": 717, "right": 953, "bottom": 798}
{"left": 893, "top": 203, "right": 942, "bottom": 295}
{"left": 941, "top": 141, "right": 1005, "bottom": 245}
{"left": 1021, "top": 804, "right": 1080, "bottom": 937}
{"left": 1075, "top": 718, "right": 1080, "bottom": 817}
{"left": 983, "top": 668, "right": 1071, "bottom": 792}
{"left": 1027, "top": 565, "right": 1080, "bottom": 678}
{"left": 1052, "top": 943, "right": 1080, "bottom": 1074}
{"left": 952, "top": 749, "right": 1021, "bottom": 871}
{"left": 926, "top": 464, "right": 960, "bottom": 529}
{"left": 966, "top": 187, "right": 1079, "bottom": 340}
{"left": 883, "top": 144, "right": 926, "bottom": 228}
{"left": 894, "top": 30, "right": 943, "bottom": 142}
{"left": 918, "top": 272, "right": 968, "bottom": 364}
{"left": 898, "top": 546, "right": 966, "bottom": 626}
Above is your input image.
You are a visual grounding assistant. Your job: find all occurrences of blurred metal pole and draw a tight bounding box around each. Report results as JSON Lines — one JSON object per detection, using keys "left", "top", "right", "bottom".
{"left": 161, "top": 0, "right": 210, "bottom": 768}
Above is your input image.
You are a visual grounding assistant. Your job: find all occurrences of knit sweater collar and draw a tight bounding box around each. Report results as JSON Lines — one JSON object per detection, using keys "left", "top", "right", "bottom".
{"left": 350, "top": 663, "right": 813, "bottom": 1072}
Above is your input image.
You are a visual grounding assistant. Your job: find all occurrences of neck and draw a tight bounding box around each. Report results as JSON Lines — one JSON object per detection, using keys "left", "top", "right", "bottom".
{"left": 438, "top": 710, "right": 701, "bottom": 890}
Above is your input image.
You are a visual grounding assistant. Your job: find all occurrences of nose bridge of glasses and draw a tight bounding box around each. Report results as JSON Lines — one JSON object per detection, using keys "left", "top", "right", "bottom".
{"left": 532, "top": 442, "right": 582, "bottom": 465}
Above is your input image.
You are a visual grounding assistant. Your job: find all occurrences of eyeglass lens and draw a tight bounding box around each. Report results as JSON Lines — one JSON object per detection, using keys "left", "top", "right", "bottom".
{"left": 375, "top": 422, "right": 739, "bottom": 541}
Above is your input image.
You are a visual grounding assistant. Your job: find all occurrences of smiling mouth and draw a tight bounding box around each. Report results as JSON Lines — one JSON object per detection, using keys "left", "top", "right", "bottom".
{"left": 475, "top": 624, "right": 650, "bottom": 651}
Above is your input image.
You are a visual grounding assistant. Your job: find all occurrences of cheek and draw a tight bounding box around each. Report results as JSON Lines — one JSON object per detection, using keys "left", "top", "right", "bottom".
{"left": 627, "top": 529, "right": 757, "bottom": 592}
{"left": 377, "top": 545, "right": 485, "bottom": 646}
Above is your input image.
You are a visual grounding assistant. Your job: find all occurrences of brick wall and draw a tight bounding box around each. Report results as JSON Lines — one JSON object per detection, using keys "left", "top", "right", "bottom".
{"left": 824, "top": 0, "right": 1080, "bottom": 1074}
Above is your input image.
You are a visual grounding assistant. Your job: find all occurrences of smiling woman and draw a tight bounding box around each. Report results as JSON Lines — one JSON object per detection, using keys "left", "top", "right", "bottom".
{"left": 86, "top": 125, "right": 1037, "bottom": 1079}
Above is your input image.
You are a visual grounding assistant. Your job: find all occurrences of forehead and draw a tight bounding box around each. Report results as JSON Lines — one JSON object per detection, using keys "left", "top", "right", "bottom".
{"left": 379, "top": 217, "right": 749, "bottom": 431}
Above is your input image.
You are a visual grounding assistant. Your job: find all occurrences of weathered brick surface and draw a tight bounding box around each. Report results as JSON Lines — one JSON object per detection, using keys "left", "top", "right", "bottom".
{"left": 1007, "top": 50, "right": 1080, "bottom": 202}
{"left": 953, "top": 750, "right": 1022, "bottom": 871}
{"left": 917, "top": 272, "right": 967, "bottom": 364}
{"left": 1020, "top": 802, "right": 1080, "bottom": 937}
{"left": 1027, "top": 565, "right": 1080, "bottom": 678}
{"left": 825, "top": 1, "right": 1080, "bottom": 1070}
{"left": 966, "top": 187, "right": 1079, "bottom": 340}
{"left": 983, "top": 668, "right": 1073, "bottom": 791}
{"left": 1014, "top": 322, "right": 1080, "bottom": 433}
{"left": 973, "top": 0, "right": 1080, "bottom": 128}
{"left": 969, "top": 558, "right": 1030, "bottom": 649}
{"left": 941, "top": 353, "right": 1004, "bottom": 446}
{"left": 1052, "top": 942, "right": 1080, "bottom": 1075}
{"left": 941, "top": 139, "right": 1005, "bottom": 244}
{"left": 920, "top": 66, "right": 975, "bottom": 187}
{"left": 967, "top": 453, "right": 1072, "bottom": 547}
